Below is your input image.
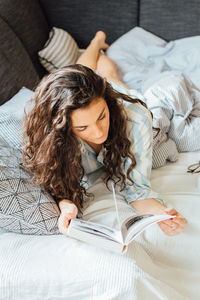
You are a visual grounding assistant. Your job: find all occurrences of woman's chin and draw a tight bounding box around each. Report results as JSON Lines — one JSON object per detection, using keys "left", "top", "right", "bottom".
{"left": 95, "top": 135, "right": 108, "bottom": 144}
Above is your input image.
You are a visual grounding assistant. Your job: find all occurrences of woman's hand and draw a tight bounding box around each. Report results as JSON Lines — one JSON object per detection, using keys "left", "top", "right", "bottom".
{"left": 58, "top": 201, "right": 78, "bottom": 235}
{"left": 131, "top": 198, "right": 188, "bottom": 236}
{"left": 158, "top": 207, "right": 188, "bottom": 236}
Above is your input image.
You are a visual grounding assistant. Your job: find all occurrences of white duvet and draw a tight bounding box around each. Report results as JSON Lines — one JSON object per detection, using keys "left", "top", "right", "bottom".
{"left": 0, "top": 151, "right": 200, "bottom": 300}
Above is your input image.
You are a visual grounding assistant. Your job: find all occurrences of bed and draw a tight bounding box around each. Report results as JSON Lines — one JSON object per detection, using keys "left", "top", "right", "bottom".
{"left": 0, "top": 0, "right": 200, "bottom": 299}
{"left": 0, "top": 151, "right": 200, "bottom": 299}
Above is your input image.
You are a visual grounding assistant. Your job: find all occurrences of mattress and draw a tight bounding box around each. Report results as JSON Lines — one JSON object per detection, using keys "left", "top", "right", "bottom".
{"left": 0, "top": 150, "right": 200, "bottom": 300}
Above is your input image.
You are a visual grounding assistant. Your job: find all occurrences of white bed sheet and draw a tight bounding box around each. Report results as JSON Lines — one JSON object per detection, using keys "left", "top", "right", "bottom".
{"left": 0, "top": 151, "right": 200, "bottom": 300}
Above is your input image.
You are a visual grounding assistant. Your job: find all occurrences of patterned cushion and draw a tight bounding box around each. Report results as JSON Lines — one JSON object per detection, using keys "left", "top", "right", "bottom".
{"left": 0, "top": 139, "right": 60, "bottom": 235}
{"left": 38, "top": 27, "right": 81, "bottom": 72}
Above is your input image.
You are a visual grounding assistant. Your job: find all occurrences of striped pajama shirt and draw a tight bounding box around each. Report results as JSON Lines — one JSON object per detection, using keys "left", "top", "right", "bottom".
{"left": 79, "top": 82, "right": 163, "bottom": 205}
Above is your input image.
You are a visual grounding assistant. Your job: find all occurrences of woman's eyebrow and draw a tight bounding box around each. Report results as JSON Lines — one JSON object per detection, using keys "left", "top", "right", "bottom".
{"left": 73, "top": 107, "right": 105, "bottom": 128}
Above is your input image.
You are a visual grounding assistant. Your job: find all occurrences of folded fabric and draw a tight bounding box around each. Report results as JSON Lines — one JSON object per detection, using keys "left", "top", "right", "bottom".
{"left": 145, "top": 72, "right": 200, "bottom": 152}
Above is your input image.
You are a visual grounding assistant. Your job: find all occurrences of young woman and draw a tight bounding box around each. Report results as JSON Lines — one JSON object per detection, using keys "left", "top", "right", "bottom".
{"left": 22, "top": 31, "right": 187, "bottom": 236}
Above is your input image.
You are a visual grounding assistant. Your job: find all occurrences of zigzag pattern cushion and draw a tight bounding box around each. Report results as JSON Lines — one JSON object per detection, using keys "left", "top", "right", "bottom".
{"left": 0, "top": 138, "right": 60, "bottom": 235}
{"left": 38, "top": 27, "right": 79, "bottom": 72}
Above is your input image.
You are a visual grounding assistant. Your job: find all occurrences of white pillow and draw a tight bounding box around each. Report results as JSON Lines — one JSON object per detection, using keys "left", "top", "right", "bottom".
{"left": 38, "top": 27, "right": 80, "bottom": 72}
{"left": 106, "top": 26, "right": 167, "bottom": 93}
{"left": 0, "top": 87, "right": 34, "bottom": 149}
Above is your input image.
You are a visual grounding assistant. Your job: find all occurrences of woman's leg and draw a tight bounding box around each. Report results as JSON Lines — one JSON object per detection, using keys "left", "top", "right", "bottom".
{"left": 96, "top": 54, "right": 130, "bottom": 89}
{"left": 77, "top": 30, "right": 130, "bottom": 89}
{"left": 76, "top": 31, "right": 108, "bottom": 71}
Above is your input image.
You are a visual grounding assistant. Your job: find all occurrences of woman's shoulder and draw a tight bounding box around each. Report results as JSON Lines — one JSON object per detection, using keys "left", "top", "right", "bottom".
{"left": 124, "top": 101, "right": 152, "bottom": 129}
{"left": 110, "top": 81, "right": 151, "bottom": 124}
{"left": 110, "top": 81, "right": 143, "bottom": 100}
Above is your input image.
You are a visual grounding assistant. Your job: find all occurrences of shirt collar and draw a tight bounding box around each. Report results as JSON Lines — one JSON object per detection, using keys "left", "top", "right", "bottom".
{"left": 77, "top": 137, "right": 106, "bottom": 157}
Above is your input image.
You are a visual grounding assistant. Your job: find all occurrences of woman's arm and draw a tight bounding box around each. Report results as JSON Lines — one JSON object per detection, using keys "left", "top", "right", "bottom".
{"left": 131, "top": 197, "right": 167, "bottom": 215}
{"left": 58, "top": 199, "right": 75, "bottom": 211}
{"left": 131, "top": 198, "right": 188, "bottom": 236}
{"left": 111, "top": 88, "right": 188, "bottom": 236}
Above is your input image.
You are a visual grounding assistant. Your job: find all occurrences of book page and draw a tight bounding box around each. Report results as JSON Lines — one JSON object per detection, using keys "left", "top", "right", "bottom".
{"left": 75, "top": 181, "right": 135, "bottom": 241}
{"left": 122, "top": 214, "right": 175, "bottom": 244}
{"left": 111, "top": 182, "right": 122, "bottom": 231}
{"left": 68, "top": 180, "right": 140, "bottom": 245}
{"left": 124, "top": 214, "right": 154, "bottom": 230}
{"left": 67, "top": 224, "right": 128, "bottom": 254}
{"left": 70, "top": 218, "right": 122, "bottom": 243}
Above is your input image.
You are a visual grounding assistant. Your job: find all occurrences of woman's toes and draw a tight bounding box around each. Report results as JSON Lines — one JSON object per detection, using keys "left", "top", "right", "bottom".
{"left": 95, "top": 30, "right": 106, "bottom": 40}
{"left": 92, "top": 31, "right": 109, "bottom": 49}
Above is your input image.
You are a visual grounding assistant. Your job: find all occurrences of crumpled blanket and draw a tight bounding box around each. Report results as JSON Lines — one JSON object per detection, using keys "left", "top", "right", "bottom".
{"left": 107, "top": 27, "right": 200, "bottom": 168}
{"left": 144, "top": 72, "right": 200, "bottom": 168}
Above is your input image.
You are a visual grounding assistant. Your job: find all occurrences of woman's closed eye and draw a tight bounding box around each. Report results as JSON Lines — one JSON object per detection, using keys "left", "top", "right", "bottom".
{"left": 77, "top": 126, "right": 87, "bottom": 132}
{"left": 76, "top": 114, "right": 106, "bottom": 131}
{"left": 98, "top": 113, "right": 105, "bottom": 120}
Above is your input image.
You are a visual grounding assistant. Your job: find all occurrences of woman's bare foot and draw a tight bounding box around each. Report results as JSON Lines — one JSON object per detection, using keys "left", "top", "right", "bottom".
{"left": 76, "top": 30, "right": 110, "bottom": 72}
{"left": 91, "top": 31, "right": 109, "bottom": 51}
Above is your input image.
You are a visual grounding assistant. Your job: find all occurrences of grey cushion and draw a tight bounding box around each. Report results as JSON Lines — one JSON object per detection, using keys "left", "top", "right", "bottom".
{"left": 40, "top": 0, "right": 138, "bottom": 48}
{"left": 0, "top": 17, "right": 39, "bottom": 105}
{"left": 0, "top": 139, "right": 60, "bottom": 235}
{"left": 0, "top": 0, "right": 50, "bottom": 77}
{"left": 0, "top": 87, "right": 34, "bottom": 149}
{"left": 140, "top": 0, "right": 200, "bottom": 41}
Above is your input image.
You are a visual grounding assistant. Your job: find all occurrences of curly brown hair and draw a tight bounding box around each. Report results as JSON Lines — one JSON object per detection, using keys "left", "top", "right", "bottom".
{"left": 22, "top": 64, "right": 148, "bottom": 210}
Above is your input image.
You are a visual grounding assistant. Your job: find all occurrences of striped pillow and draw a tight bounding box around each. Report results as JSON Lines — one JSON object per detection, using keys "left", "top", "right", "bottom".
{"left": 0, "top": 87, "right": 34, "bottom": 150}
{"left": 38, "top": 27, "right": 79, "bottom": 72}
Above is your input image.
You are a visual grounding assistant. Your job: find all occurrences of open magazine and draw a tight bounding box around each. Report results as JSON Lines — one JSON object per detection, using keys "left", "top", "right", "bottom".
{"left": 67, "top": 183, "right": 174, "bottom": 254}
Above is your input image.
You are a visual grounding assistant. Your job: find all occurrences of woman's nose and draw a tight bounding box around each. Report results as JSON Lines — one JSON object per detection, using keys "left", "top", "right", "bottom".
{"left": 92, "top": 124, "right": 103, "bottom": 139}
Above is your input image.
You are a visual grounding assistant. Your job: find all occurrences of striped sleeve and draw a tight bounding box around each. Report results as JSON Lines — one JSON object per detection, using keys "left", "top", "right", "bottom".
{"left": 123, "top": 103, "right": 164, "bottom": 204}
{"left": 109, "top": 82, "right": 164, "bottom": 204}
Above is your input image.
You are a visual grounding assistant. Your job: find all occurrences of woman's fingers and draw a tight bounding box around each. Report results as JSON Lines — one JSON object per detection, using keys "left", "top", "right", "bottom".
{"left": 159, "top": 219, "right": 184, "bottom": 232}
{"left": 58, "top": 207, "right": 78, "bottom": 234}
{"left": 164, "top": 207, "right": 188, "bottom": 225}
{"left": 162, "top": 217, "right": 187, "bottom": 228}
{"left": 158, "top": 221, "right": 183, "bottom": 236}
{"left": 58, "top": 214, "right": 70, "bottom": 235}
{"left": 158, "top": 207, "right": 188, "bottom": 236}
{"left": 158, "top": 222, "right": 176, "bottom": 236}
{"left": 164, "top": 207, "right": 177, "bottom": 215}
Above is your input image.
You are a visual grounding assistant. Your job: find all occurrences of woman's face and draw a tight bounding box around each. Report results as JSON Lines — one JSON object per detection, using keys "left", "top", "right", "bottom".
{"left": 71, "top": 97, "right": 110, "bottom": 150}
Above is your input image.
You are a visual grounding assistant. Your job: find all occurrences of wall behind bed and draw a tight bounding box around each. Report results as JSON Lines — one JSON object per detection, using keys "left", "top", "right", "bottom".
{"left": 0, "top": 0, "right": 49, "bottom": 104}
{"left": 39, "top": 0, "right": 200, "bottom": 45}
{"left": 39, "top": 0, "right": 139, "bottom": 48}
{"left": 139, "top": 0, "right": 200, "bottom": 41}
{"left": 1, "top": 0, "right": 200, "bottom": 105}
